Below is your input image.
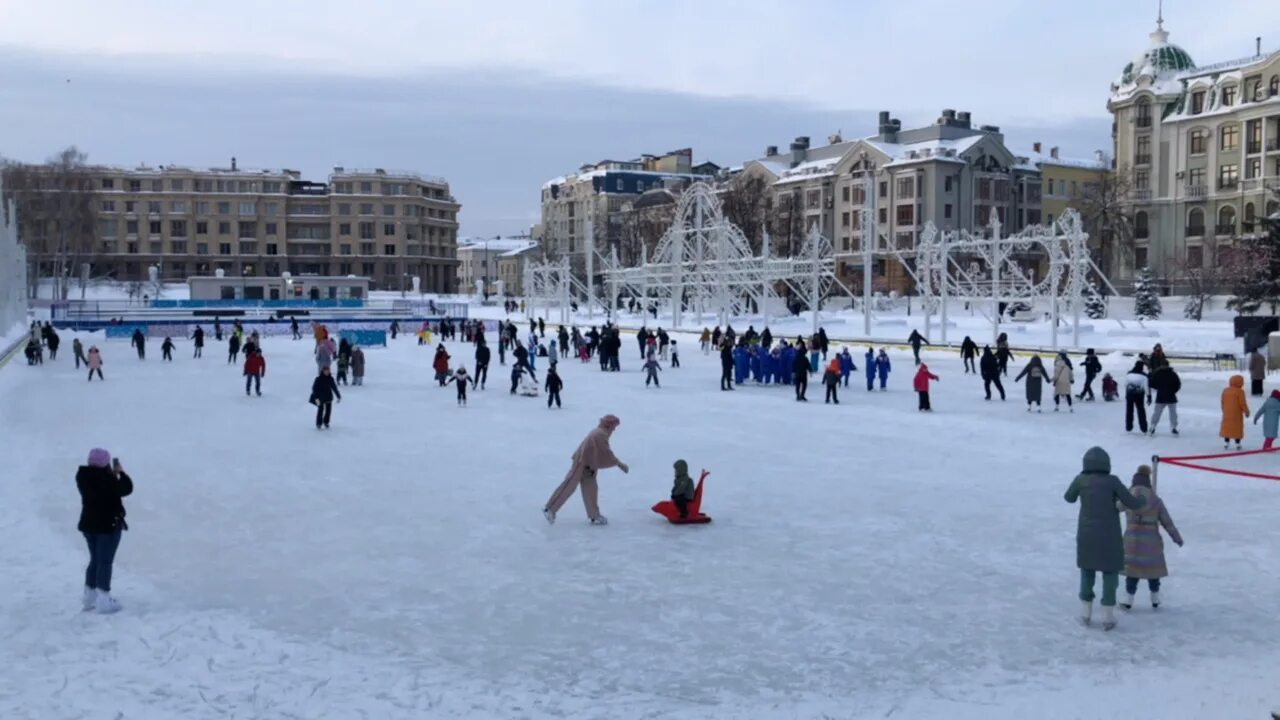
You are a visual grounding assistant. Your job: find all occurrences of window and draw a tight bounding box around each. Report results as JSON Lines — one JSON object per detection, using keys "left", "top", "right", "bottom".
{"left": 1186, "top": 245, "right": 1202, "bottom": 268}
{"left": 806, "top": 190, "right": 821, "bottom": 209}
{"left": 359, "top": 222, "right": 375, "bottom": 239}
{"left": 359, "top": 243, "right": 375, "bottom": 255}
{"left": 338, "top": 203, "right": 351, "bottom": 216}
{"left": 1135, "top": 170, "right": 1150, "bottom": 190}
{"left": 1136, "top": 100, "right": 1152, "bottom": 126}
{"left": 219, "top": 243, "right": 232, "bottom": 255}
{"left": 99, "top": 200, "right": 115, "bottom": 212}
{"left": 383, "top": 244, "right": 395, "bottom": 256}
{"left": 360, "top": 182, "right": 372, "bottom": 193}
{"left": 1188, "top": 168, "right": 1206, "bottom": 187}
{"left": 170, "top": 220, "right": 187, "bottom": 237}
{"left": 149, "top": 241, "right": 163, "bottom": 254}
{"left": 896, "top": 177, "right": 915, "bottom": 199}
{"left": 1222, "top": 85, "right": 1236, "bottom": 106}
{"left": 218, "top": 221, "right": 231, "bottom": 235}
{"left": 340, "top": 244, "right": 352, "bottom": 256}
{"left": 101, "top": 178, "right": 115, "bottom": 190}
{"left": 170, "top": 201, "right": 185, "bottom": 214}
{"left": 841, "top": 186, "right": 850, "bottom": 203}
{"left": 196, "top": 243, "right": 209, "bottom": 255}
{"left": 237, "top": 202, "right": 254, "bottom": 216}
{"left": 1187, "top": 207, "right": 1205, "bottom": 235}
{"left": 878, "top": 207, "right": 887, "bottom": 224}
{"left": 238, "top": 222, "right": 256, "bottom": 238}
{"left": 266, "top": 243, "right": 278, "bottom": 256}
{"left": 1046, "top": 179, "right": 1055, "bottom": 196}
{"left": 150, "top": 180, "right": 163, "bottom": 192}
{"left": 385, "top": 262, "right": 397, "bottom": 275}
{"left": 1135, "top": 247, "right": 1148, "bottom": 269}
{"left": 262, "top": 203, "right": 279, "bottom": 216}
{"left": 99, "top": 219, "right": 118, "bottom": 237}
{"left": 360, "top": 203, "right": 374, "bottom": 215}
{"left": 195, "top": 201, "right": 209, "bottom": 215}
{"left": 217, "top": 202, "right": 231, "bottom": 214}
{"left": 383, "top": 223, "right": 396, "bottom": 236}
{"left": 333, "top": 182, "right": 351, "bottom": 194}
{"left": 148, "top": 201, "right": 161, "bottom": 214}
{"left": 362, "top": 262, "right": 375, "bottom": 275}
{"left": 879, "top": 181, "right": 887, "bottom": 198}
{"left": 1070, "top": 181, "right": 1077, "bottom": 198}
{"left": 1135, "top": 211, "right": 1149, "bottom": 239}
{"left": 841, "top": 212, "right": 850, "bottom": 228}
{"left": 1271, "top": 75, "right": 1280, "bottom": 97}
{"left": 944, "top": 176, "right": 953, "bottom": 193}
{"left": 1190, "top": 91, "right": 1205, "bottom": 114}
{"left": 381, "top": 204, "right": 394, "bottom": 216}
{"left": 1135, "top": 135, "right": 1151, "bottom": 163}
{"left": 126, "top": 220, "right": 139, "bottom": 235}
{"left": 1247, "top": 119, "right": 1263, "bottom": 153}
{"left": 149, "top": 220, "right": 162, "bottom": 234}
{"left": 196, "top": 221, "right": 208, "bottom": 235}
{"left": 125, "top": 201, "right": 135, "bottom": 213}
{"left": 1221, "top": 124, "right": 1239, "bottom": 151}
{"left": 170, "top": 179, "right": 185, "bottom": 191}
{"left": 896, "top": 205, "right": 915, "bottom": 225}
{"left": 128, "top": 180, "right": 142, "bottom": 192}
{"left": 170, "top": 240, "right": 186, "bottom": 254}
{"left": 339, "top": 223, "right": 352, "bottom": 236}
{"left": 265, "top": 222, "right": 278, "bottom": 235}
{"left": 1189, "top": 129, "right": 1207, "bottom": 155}
{"left": 1026, "top": 209, "right": 1042, "bottom": 225}
{"left": 1219, "top": 164, "right": 1239, "bottom": 189}
{"left": 239, "top": 241, "right": 257, "bottom": 255}
{"left": 1247, "top": 158, "right": 1262, "bottom": 179}
{"left": 944, "top": 204, "right": 953, "bottom": 219}
{"left": 263, "top": 181, "right": 281, "bottom": 193}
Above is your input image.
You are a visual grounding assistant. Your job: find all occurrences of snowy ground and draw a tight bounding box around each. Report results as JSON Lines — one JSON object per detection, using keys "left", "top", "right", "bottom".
{"left": 2, "top": 328, "right": 1278, "bottom": 719}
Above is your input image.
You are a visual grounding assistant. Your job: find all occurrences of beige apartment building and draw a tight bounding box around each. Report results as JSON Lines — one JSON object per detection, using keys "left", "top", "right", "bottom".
{"left": 21, "top": 162, "right": 460, "bottom": 292}
{"left": 1109, "top": 17, "right": 1280, "bottom": 283}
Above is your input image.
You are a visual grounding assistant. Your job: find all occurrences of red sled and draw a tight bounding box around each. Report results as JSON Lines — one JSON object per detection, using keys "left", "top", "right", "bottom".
{"left": 651, "top": 470, "right": 712, "bottom": 524}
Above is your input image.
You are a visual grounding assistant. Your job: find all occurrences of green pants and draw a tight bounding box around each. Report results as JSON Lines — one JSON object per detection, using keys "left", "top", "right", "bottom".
{"left": 1079, "top": 570, "right": 1119, "bottom": 606}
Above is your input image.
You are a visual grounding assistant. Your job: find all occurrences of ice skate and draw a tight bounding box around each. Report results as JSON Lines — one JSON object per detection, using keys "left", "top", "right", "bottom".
{"left": 1079, "top": 600, "right": 1092, "bottom": 627}
{"left": 95, "top": 590, "right": 122, "bottom": 614}
{"left": 82, "top": 586, "right": 96, "bottom": 612}
{"left": 1151, "top": 591, "right": 1160, "bottom": 609}
{"left": 542, "top": 508, "right": 555, "bottom": 525}
{"left": 1101, "top": 605, "right": 1116, "bottom": 631}
{"left": 1119, "top": 593, "right": 1134, "bottom": 611}
{"left": 589, "top": 515, "right": 609, "bottom": 525}
{"left": 1171, "top": 428, "right": 1179, "bottom": 436}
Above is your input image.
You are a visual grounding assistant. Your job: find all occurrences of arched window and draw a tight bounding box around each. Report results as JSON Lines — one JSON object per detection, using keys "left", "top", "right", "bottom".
{"left": 1217, "top": 206, "right": 1236, "bottom": 235}
{"left": 1271, "top": 75, "right": 1280, "bottom": 97}
{"left": 1136, "top": 99, "right": 1152, "bottom": 127}
{"left": 1188, "top": 207, "right": 1205, "bottom": 236}
{"left": 1135, "top": 211, "right": 1149, "bottom": 239}
{"left": 1245, "top": 202, "right": 1256, "bottom": 226}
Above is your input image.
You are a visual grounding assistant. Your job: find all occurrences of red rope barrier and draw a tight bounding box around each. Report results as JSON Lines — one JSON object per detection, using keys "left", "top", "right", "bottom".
{"left": 1159, "top": 458, "right": 1280, "bottom": 482}
{"left": 1157, "top": 446, "right": 1280, "bottom": 463}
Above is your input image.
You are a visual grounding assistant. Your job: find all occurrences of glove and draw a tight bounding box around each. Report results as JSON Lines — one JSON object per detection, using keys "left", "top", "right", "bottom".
{"left": 618, "top": 462, "right": 630, "bottom": 474}
{"left": 1175, "top": 538, "right": 1184, "bottom": 547}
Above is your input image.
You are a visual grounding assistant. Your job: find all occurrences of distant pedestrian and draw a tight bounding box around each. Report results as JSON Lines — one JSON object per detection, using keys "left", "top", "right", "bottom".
{"left": 545, "top": 365, "right": 563, "bottom": 408}
{"left": 130, "top": 329, "right": 146, "bottom": 360}
{"left": 309, "top": 366, "right": 341, "bottom": 429}
{"left": 1249, "top": 348, "right": 1267, "bottom": 396}
{"left": 191, "top": 326, "right": 205, "bottom": 358}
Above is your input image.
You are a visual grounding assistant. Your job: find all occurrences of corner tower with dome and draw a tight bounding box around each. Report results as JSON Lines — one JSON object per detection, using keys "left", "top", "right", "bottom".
{"left": 1107, "top": 13, "right": 1280, "bottom": 288}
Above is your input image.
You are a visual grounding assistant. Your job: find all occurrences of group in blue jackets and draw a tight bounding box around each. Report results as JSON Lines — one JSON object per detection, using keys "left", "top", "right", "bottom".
{"left": 864, "top": 347, "right": 891, "bottom": 390}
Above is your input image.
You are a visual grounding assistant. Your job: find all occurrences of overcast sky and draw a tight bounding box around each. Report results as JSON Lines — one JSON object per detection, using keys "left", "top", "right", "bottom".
{"left": 2, "top": 0, "right": 1277, "bottom": 237}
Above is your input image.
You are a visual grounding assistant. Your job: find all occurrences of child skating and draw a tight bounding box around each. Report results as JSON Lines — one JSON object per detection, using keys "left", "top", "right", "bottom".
{"left": 1253, "top": 389, "right": 1280, "bottom": 449}
{"left": 913, "top": 363, "right": 938, "bottom": 411}
{"left": 1119, "top": 464, "right": 1183, "bottom": 611}
{"left": 643, "top": 355, "right": 661, "bottom": 387}
{"left": 545, "top": 365, "right": 563, "bottom": 408}
{"left": 160, "top": 337, "right": 174, "bottom": 362}
{"left": 448, "top": 367, "right": 470, "bottom": 406}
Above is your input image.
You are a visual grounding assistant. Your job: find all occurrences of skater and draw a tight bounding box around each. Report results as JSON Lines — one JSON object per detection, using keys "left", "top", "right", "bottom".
{"left": 130, "top": 328, "right": 146, "bottom": 360}
{"left": 823, "top": 358, "right": 841, "bottom": 404}
{"left": 447, "top": 367, "right": 470, "bottom": 405}
{"left": 77, "top": 448, "right": 133, "bottom": 614}
{"left": 538, "top": 317, "right": 545, "bottom": 338}
{"left": 433, "top": 345, "right": 451, "bottom": 386}
{"left": 214, "top": 318, "right": 223, "bottom": 342}
{"left": 864, "top": 347, "right": 876, "bottom": 391}
{"left": 545, "top": 365, "right": 563, "bottom": 408}
{"left": 960, "top": 336, "right": 978, "bottom": 374}
{"left": 72, "top": 337, "right": 86, "bottom": 368}
{"left": 1052, "top": 353, "right": 1074, "bottom": 412}
{"left": 1015, "top": 356, "right": 1049, "bottom": 410}
{"left": 671, "top": 459, "right": 696, "bottom": 519}
{"left": 542, "top": 415, "right": 629, "bottom": 525}
{"left": 817, "top": 327, "right": 829, "bottom": 360}
{"left": 1220, "top": 375, "right": 1249, "bottom": 450}
{"left": 291, "top": 316, "right": 301, "bottom": 340}
{"left": 191, "top": 326, "right": 204, "bottom": 358}
{"left": 1101, "top": 373, "right": 1119, "bottom": 402}
{"left": 837, "top": 347, "right": 855, "bottom": 387}
{"left": 1078, "top": 349, "right": 1101, "bottom": 401}
{"left": 792, "top": 342, "right": 811, "bottom": 401}
{"left": 1255, "top": 389, "right": 1280, "bottom": 449}
{"left": 670, "top": 340, "right": 680, "bottom": 368}
{"left": 1249, "top": 347, "right": 1267, "bottom": 396}
{"left": 636, "top": 327, "right": 649, "bottom": 360}
{"left": 315, "top": 337, "right": 335, "bottom": 372}
{"left": 227, "top": 332, "right": 241, "bottom": 364}
{"left": 160, "top": 336, "right": 174, "bottom": 362}
{"left": 1148, "top": 364, "right": 1181, "bottom": 435}
{"left": 513, "top": 341, "right": 536, "bottom": 381}
{"left": 243, "top": 348, "right": 266, "bottom": 396}
{"left": 913, "top": 363, "right": 938, "bottom": 411}
{"left": 309, "top": 366, "right": 341, "bottom": 429}
{"left": 86, "top": 346, "right": 104, "bottom": 381}
{"left": 876, "top": 349, "right": 891, "bottom": 391}
{"left": 996, "top": 332, "right": 1012, "bottom": 376}
{"left": 390, "top": 320, "right": 399, "bottom": 341}
{"left": 644, "top": 354, "right": 662, "bottom": 387}
{"left": 907, "top": 329, "right": 929, "bottom": 366}
{"left": 1120, "top": 464, "right": 1183, "bottom": 611}
{"left": 336, "top": 349, "right": 350, "bottom": 386}
{"left": 1064, "top": 446, "right": 1146, "bottom": 630}
{"left": 338, "top": 337, "right": 353, "bottom": 369}
{"left": 719, "top": 341, "right": 734, "bottom": 391}
{"left": 351, "top": 346, "right": 365, "bottom": 386}
{"left": 699, "top": 328, "right": 711, "bottom": 354}
{"left": 980, "top": 346, "right": 1005, "bottom": 401}
{"left": 1124, "top": 362, "right": 1149, "bottom": 433}
{"left": 474, "top": 339, "right": 490, "bottom": 389}
{"left": 46, "top": 326, "right": 60, "bottom": 360}
{"left": 1147, "top": 343, "right": 1168, "bottom": 372}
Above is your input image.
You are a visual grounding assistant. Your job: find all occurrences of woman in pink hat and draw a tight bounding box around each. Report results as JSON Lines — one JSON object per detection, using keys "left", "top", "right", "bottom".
{"left": 543, "top": 415, "right": 629, "bottom": 525}
{"left": 77, "top": 448, "right": 134, "bottom": 613}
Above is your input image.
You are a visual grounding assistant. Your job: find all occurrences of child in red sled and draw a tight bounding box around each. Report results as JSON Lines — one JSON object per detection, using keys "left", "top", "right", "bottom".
{"left": 671, "top": 459, "right": 696, "bottom": 519}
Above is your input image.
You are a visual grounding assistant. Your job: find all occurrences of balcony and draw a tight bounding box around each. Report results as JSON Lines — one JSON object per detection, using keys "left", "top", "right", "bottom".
{"left": 1269, "top": 139, "right": 1280, "bottom": 152}
{"left": 1216, "top": 224, "right": 1237, "bottom": 236}
{"left": 1242, "top": 221, "right": 1257, "bottom": 233}
{"left": 1243, "top": 178, "right": 1263, "bottom": 191}
{"left": 1133, "top": 188, "right": 1153, "bottom": 201}
{"left": 1136, "top": 116, "right": 1152, "bottom": 128}
{"left": 1186, "top": 185, "right": 1208, "bottom": 199}
{"left": 1186, "top": 225, "right": 1206, "bottom": 237}
{"left": 1134, "top": 154, "right": 1152, "bottom": 166}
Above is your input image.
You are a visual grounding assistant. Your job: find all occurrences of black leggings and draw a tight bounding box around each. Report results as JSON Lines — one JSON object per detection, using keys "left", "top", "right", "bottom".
{"left": 547, "top": 389, "right": 561, "bottom": 408}
{"left": 1125, "top": 393, "right": 1147, "bottom": 432}
{"left": 984, "top": 376, "right": 1005, "bottom": 400}
{"left": 315, "top": 401, "right": 332, "bottom": 427}
{"left": 918, "top": 391, "right": 931, "bottom": 410}
{"left": 474, "top": 363, "right": 488, "bottom": 388}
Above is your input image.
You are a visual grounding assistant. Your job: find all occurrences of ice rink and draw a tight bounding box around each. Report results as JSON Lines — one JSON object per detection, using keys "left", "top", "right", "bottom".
{"left": 2, "top": 328, "right": 1278, "bottom": 718}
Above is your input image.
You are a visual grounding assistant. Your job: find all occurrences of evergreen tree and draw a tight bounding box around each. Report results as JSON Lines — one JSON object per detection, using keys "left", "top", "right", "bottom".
{"left": 1228, "top": 204, "right": 1280, "bottom": 315}
{"left": 1132, "top": 266, "right": 1162, "bottom": 321}
{"left": 1183, "top": 294, "right": 1204, "bottom": 320}
{"left": 1084, "top": 281, "right": 1107, "bottom": 319}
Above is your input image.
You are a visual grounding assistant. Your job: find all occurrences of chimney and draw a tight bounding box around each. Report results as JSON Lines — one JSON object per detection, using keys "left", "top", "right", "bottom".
{"left": 1033, "top": 142, "right": 1042, "bottom": 154}
{"left": 941, "top": 108, "right": 956, "bottom": 126}
{"left": 956, "top": 111, "right": 971, "bottom": 128}
{"left": 1258, "top": 36, "right": 1263, "bottom": 56}
{"left": 1050, "top": 147, "right": 1060, "bottom": 159}
{"left": 230, "top": 156, "right": 237, "bottom": 171}
{"left": 765, "top": 145, "right": 778, "bottom": 157}
{"left": 1094, "top": 149, "right": 1106, "bottom": 164}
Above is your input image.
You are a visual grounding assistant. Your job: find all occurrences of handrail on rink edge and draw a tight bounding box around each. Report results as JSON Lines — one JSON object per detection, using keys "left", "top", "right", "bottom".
{"left": 1152, "top": 447, "right": 1280, "bottom": 489}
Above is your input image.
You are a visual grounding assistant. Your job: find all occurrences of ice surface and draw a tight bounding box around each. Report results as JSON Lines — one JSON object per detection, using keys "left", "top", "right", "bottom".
{"left": 2, "top": 327, "right": 1278, "bottom": 719}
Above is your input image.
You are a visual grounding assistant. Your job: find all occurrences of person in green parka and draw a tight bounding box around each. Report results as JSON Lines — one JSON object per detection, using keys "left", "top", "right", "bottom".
{"left": 1064, "top": 446, "right": 1146, "bottom": 630}
{"left": 671, "top": 460, "right": 696, "bottom": 519}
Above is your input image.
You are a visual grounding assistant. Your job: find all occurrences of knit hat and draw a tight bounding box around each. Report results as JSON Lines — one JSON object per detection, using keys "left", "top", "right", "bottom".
{"left": 598, "top": 414, "right": 621, "bottom": 431}
{"left": 87, "top": 448, "right": 111, "bottom": 468}
{"left": 1133, "top": 465, "right": 1153, "bottom": 487}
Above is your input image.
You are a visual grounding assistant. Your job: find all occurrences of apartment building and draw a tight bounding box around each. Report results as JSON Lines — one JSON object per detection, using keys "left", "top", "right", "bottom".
{"left": 739, "top": 111, "right": 1046, "bottom": 294}
{"left": 539, "top": 148, "right": 716, "bottom": 273}
{"left": 456, "top": 236, "right": 536, "bottom": 295}
{"left": 1109, "top": 16, "right": 1280, "bottom": 280}
{"left": 496, "top": 241, "right": 541, "bottom": 296}
{"left": 20, "top": 162, "right": 460, "bottom": 292}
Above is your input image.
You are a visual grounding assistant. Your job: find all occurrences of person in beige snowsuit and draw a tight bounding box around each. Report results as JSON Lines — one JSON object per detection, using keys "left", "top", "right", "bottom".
{"left": 543, "top": 415, "right": 629, "bottom": 525}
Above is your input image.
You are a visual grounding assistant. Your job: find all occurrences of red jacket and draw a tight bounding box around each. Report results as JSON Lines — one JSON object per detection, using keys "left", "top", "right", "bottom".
{"left": 433, "top": 351, "right": 451, "bottom": 373}
{"left": 912, "top": 364, "right": 938, "bottom": 392}
{"left": 244, "top": 353, "right": 266, "bottom": 376}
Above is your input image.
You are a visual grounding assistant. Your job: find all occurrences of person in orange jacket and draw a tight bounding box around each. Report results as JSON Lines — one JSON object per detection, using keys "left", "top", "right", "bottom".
{"left": 1219, "top": 374, "right": 1249, "bottom": 450}
{"left": 823, "top": 358, "right": 842, "bottom": 405}
{"left": 913, "top": 363, "right": 940, "bottom": 411}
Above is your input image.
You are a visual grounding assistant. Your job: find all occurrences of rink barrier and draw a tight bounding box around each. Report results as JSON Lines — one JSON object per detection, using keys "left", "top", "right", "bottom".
{"left": 339, "top": 330, "right": 387, "bottom": 348}
{"left": 94, "top": 318, "right": 499, "bottom": 341}
{"left": 1152, "top": 447, "right": 1280, "bottom": 486}
{"left": 0, "top": 333, "right": 27, "bottom": 371}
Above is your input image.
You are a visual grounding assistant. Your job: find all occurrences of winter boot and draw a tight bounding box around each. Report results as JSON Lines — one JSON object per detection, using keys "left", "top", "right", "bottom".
{"left": 589, "top": 515, "right": 609, "bottom": 526}
{"left": 1150, "top": 591, "right": 1160, "bottom": 609}
{"left": 1120, "top": 593, "right": 1134, "bottom": 611}
{"left": 1080, "top": 600, "right": 1093, "bottom": 627}
{"left": 95, "top": 590, "right": 122, "bottom": 614}
{"left": 82, "top": 586, "right": 97, "bottom": 612}
{"left": 542, "top": 508, "right": 556, "bottom": 525}
{"left": 1101, "top": 605, "right": 1116, "bottom": 631}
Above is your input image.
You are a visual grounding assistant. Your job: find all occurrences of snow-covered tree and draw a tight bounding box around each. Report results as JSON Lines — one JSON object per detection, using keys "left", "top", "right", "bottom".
{"left": 1132, "top": 266, "right": 1162, "bottom": 320}
{"left": 1183, "top": 293, "right": 1204, "bottom": 320}
{"left": 1084, "top": 281, "right": 1107, "bottom": 319}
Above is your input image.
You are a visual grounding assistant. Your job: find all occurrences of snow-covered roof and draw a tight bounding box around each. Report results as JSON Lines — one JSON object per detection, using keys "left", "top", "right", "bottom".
{"left": 499, "top": 242, "right": 539, "bottom": 258}
{"left": 1024, "top": 150, "right": 1110, "bottom": 171}
{"left": 869, "top": 135, "right": 984, "bottom": 167}
{"left": 1110, "top": 22, "right": 1195, "bottom": 104}
{"left": 458, "top": 238, "right": 537, "bottom": 254}
{"left": 1179, "top": 51, "right": 1277, "bottom": 80}
{"left": 773, "top": 156, "right": 841, "bottom": 184}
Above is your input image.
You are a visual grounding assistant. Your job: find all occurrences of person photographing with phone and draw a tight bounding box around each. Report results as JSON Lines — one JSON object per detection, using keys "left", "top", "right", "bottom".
{"left": 76, "top": 449, "right": 134, "bottom": 614}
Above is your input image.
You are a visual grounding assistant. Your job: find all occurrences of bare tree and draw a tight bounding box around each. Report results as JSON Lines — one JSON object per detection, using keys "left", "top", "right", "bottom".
{"left": 1166, "top": 236, "right": 1226, "bottom": 321}
{"left": 2, "top": 148, "right": 96, "bottom": 300}
{"left": 769, "top": 190, "right": 806, "bottom": 258}
{"left": 721, "top": 174, "right": 770, "bottom": 254}
{"left": 1074, "top": 166, "right": 1135, "bottom": 280}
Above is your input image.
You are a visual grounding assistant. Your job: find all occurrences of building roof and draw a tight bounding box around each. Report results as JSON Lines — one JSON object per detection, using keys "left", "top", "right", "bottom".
{"left": 1023, "top": 150, "right": 1110, "bottom": 172}
{"left": 1110, "top": 21, "right": 1195, "bottom": 103}
{"left": 458, "top": 237, "right": 537, "bottom": 253}
{"left": 498, "top": 241, "right": 539, "bottom": 258}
